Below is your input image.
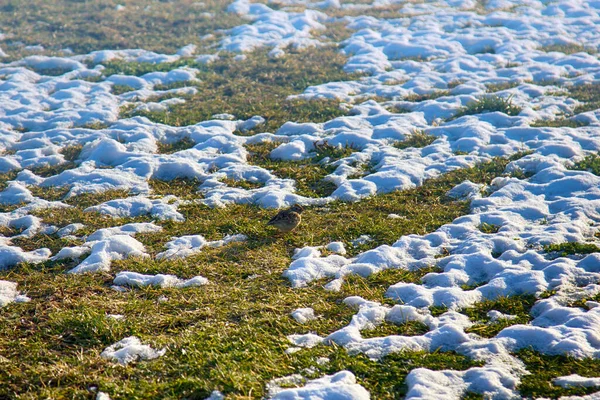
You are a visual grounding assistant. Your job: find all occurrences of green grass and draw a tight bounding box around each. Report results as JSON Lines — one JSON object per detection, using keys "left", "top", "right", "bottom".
{"left": 474, "top": 45, "right": 495, "bottom": 54}
{"left": 218, "top": 177, "right": 265, "bottom": 191}
{"left": 0, "top": 258, "right": 483, "bottom": 399}
{"left": 451, "top": 95, "right": 522, "bottom": 120}
{"left": 246, "top": 142, "right": 338, "bottom": 198}
{"left": 478, "top": 223, "right": 500, "bottom": 234}
{"left": 571, "top": 153, "right": 600, "bottom": 175}
{"left": 564, "top": 83, "right": 600, "bottom": 114}
{"left": 0, "top": 0, "right": 243, "bottom": 58}
{"left": 156, "top": 138, "right": 196, "bottom": 155}
{"left": 404, "top": 91, "right": 450, "bottom": 102}
{"left": 112, "top": 84, "right": 137, "bottom": 95}
{"left": 485, "top": 81, "right": 521, "bottom": 92}
{"left": 541, "top": 44, "right": 597, "bottom": 55}
{"left": 387, "top": 104, "right": 414, "bottom": 114}
{"left": 530, "top": 118, "right": 589, "bottom": 128}
{"left": 0, "top": 151, "right": 578, "bottom": 398}
{"left": 120, "top": 48, "right": 356, "bottom": 133}
{"left": 543, "top": 242, "right": 600, "bottom": 258}
{"left": 29, "top": 163, "right": 78, "bottom": 178}
{"left": 60, "top": 144, "right": 83, "bottom": 163}
{"left": 312, "top": 142, "right": 357, "bottom": 163}
{"left": 448, "top": 80, "right": 466, "bottom": 89}
{"left": 149, "top": 179, "right": 202, "bottom": 200}
{"left": 394, "top": 131, "right": 437, "bottom": 150}
{"left": 461, "top": 295, "right": 537, "bottom": 338}
{"left": 517, "top": 350, "right": 600, "bottom": 398}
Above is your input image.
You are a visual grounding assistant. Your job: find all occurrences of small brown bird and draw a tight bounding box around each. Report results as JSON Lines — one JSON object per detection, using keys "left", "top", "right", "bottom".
{"left": 267, "top": 204, "right": 304, "bottom": 233}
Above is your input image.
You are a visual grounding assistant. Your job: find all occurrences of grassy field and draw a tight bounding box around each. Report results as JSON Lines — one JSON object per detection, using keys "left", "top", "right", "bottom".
{"left": 2, "top": 1, "right": 600, "bottom": 399}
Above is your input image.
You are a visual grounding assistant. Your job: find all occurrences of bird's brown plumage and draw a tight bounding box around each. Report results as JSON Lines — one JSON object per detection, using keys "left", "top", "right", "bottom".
{"left": 267, "top": 204, "right": 304, "bottom": 233}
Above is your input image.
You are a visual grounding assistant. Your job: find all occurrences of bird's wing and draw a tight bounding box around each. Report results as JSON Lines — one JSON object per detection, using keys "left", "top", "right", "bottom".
{"left": 267, "top": 211, "right": 284, "bottom": 225}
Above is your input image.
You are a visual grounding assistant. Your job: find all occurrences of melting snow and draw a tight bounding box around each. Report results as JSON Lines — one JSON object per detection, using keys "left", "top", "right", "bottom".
{"left": 100, "top": 336, "right": 166, "bottom": 365}
{"left": 0, "top": 280, "right": 29, "bottom": 307}
{"left": 291, "top": 307, "right": 317, "bottom": 323}
{"left": 269, "top": 371, "right": 370, "bottom": 400}
{"left": 113, "top": 271, "right": 208, "bottom": 288}
{"left": 554, "top": 374, "right": 600, "bottom": 388}
{"left": 156, "top": 233, "right": 247, "bottom": 260}
{"left": 2, "top": 0, "right": 600, "bottom": 397}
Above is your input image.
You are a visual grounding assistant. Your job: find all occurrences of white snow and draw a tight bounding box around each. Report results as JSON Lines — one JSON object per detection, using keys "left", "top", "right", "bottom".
{"left": 113, "top": 271, "right": 209, "bottom": 288}
{"left": 204, "top": 391, "right": 224, "bottom": 400}
{"left": 85, "top": 196, "right": 184, "bottom": 221}
{"left": 67, "top": 235, "right": 148, "bottom": 274}
{"left": 100, "top": 336, "right": 166, "bottom": 365}
{"left": 53, "top": 223, "right": 161, "bottom": 273}
{"left": 0, "top": 246, "right": 51, "bottom": 269}
{"left": 96, "top": 392, "right": 111, "bottom": 400}
{"left": 291, "top": 307, "right": 317, "bottom": 323}
{"left": 156, "top": 233, "right": 247, "bottom": 260}
{"left": 3, "top": 0, "right": 600, "bottom": 397}
{"left": 554, "top": 374, "right": 600, "bottom": 388}
{"left": 326, "top": 241, "right": 346, "bottom": 255}
{"left": 56, "top": 223, "right": 85, "bottom": 237}
{"left": 0, "top": 280, "right": 29, "bottom": 307}
{"left": 270, "top": 371, "right": 370, "bottom": 399}
{"left": 224, "top": 0, "right": 327, "bottom": 55}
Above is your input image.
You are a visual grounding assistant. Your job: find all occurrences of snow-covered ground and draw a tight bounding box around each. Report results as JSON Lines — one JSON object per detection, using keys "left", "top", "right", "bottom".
{"left": 2, "top": 0, "right": 600, "bottom": 398}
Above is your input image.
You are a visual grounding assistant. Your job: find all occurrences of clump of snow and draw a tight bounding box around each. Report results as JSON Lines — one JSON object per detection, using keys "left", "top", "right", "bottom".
{"left": 86, "top": 223, "right": 162, "bottom": 241}
{"left": 0, "top": 246, "right": 51, "bottom": 270}
{"left": 224, "top": 0, "right": 327, "bottom": 55}
{"left": 0, "top": 280, "right": 29, "bottom": 307}
{"left": 487, "top": 310, "right": 517, "bottom": 322}
{"left": 0, "top": 182, "right": 34, "bottom": 205}
{"left": 316, "top": 357, "right": 329, "bottom": 365}
{"left": 405, "top": 365, "right": 520, "bottom": 400}
{"left": 54, "top": 223, "right": 161, "bottom": 273}
{"left": 269, "top": 371, "right": 370, "bottom": 399}
{"left": 66, "top": 235, "right": 148, "bottom": 274}
{"left": 387, "top": 213, "right": 405, "bottom": 219}
{"left": 553, "top": 374, "right": 600, "bottom": 388}
{"left": 113, "top": 271, "right": 208, "bottom": 288}
{"left": 351, "top": 235, "right": 372, "bottom": 246}
{"left": 56, "top": 223, "right": 85, "bottom": 237}
{"left": 96, "top": 392, "right": 111, "bottom": 400}
{"left": 156, "top": 233, "right": 247, "bottom": 260}
{"left": 204, "top": 391, "right": 224, "bottom": 400}
{"left": 287, "top": 333, "right": 324, "bottom": 349}
{"left": 291, "top": 307, "right": 317, "bottom": 324}
{"left": 326, "top": 241, "right": 346, "bottom": 255}
{"left": 100, "top": 336, "right": 166, "bottom": 365}
{"left": 85, "top": 196, "right": 184, "bottom": 221}
{"left": 447, "top": 181, "right": 484, "bottom": 200}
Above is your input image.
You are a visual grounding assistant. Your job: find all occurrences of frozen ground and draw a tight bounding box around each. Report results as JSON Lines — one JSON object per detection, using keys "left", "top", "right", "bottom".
{"left": 2, "top": 0, "right": 600, "bottom": 398}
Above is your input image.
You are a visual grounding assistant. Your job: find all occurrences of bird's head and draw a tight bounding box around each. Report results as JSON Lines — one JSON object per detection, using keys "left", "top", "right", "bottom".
{"left": 290, "top": 204, "right": 304, "bottom": 213}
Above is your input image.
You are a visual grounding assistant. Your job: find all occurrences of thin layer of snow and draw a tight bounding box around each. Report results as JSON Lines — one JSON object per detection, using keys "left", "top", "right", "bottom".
{"left": 269, "top": 371, "right": 370, "bottom": 399}
{"left": 291, "top": 307, "right": 317, "bottom": 324}
{"left": 3, "top": 0, "right": 600, "bottom": 398}
{"left": 0, "top": 246, "right": 51, "bottom": 269}
{"left": 224, "top": 0, "right": 327, "bottom": 55}
{"left": 156, "top": 233, "right": 247, "bottom": 260}
{"left": 554, "top": 374, "right": 600, "bottom": 388}
{"left": 0, "top": 280, "right": 29, "bottom": 307}
{"left": 85, "top": 195, "right": 184, "bottom": 221}
{"left": 113, "top": 271, "right": 209, "bottom": 288}
{"left": 100, "top": 336, "right": 166, "bottom": 365}
{"left": 204, "top": 391, "right": 224, "bottom": 400}
{"left": 53, "top": 223, "right": 161, "bottom": 273}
